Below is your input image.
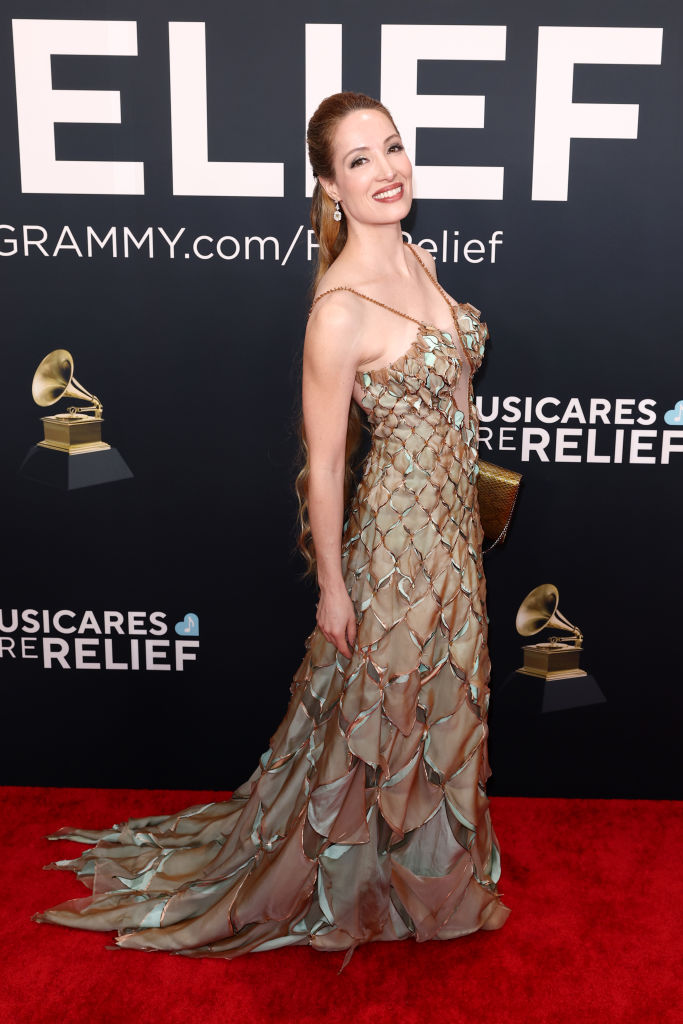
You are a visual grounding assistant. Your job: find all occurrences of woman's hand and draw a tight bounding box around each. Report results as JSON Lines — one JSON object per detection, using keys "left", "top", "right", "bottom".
{"left": 316, "top": 582, "right": 357, "bottom": 658}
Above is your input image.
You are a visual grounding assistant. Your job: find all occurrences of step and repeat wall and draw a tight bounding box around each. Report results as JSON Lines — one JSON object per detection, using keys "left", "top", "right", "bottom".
{"left": 1, "top": 0, "right": 680, "bottom": 796}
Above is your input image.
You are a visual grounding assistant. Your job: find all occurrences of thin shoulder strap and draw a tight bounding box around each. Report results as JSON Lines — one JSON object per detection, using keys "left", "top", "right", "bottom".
{"left": 408, "top": 245, "right": 475, "bottom": 369}
{"left": 308, "top": 243, "right": 455, "bottom": 327}
{"left": 405, "top": 243, "right": 457, "bottom": 316}
{"left": 309, "top": 284, "right": 423, "bottom": 327}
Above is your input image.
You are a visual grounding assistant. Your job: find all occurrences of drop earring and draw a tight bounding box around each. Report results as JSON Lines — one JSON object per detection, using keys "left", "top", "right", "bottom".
{"left": 333, "top": 200, "right": 342, "bottom": 222}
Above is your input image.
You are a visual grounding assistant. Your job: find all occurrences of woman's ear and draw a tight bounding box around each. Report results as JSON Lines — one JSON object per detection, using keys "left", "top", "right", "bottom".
{"left": 317, "top": 176, "right": 338, "bottom": 204}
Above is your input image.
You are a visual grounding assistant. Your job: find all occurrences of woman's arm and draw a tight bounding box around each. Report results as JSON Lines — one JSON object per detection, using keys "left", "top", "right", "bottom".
{"left": 302, "top": 295, "right": 362, "bottom": 658}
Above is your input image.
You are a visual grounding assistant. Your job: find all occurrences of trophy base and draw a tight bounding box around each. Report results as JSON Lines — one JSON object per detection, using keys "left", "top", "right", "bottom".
{"left": 517, "top": 666, "right": 588, "bottom": 681}
{"left": 40, "top": 413, "right": 108, "bottom": 453}
{"left": 37, "top": 439, "right": 110, "bottom": 455}
{"left": 518, "top": 641, "right": 585, "bottom": 680}
{"left": 495, "top": 670, "right": 607, "bottom": 715}
{"left": 18, "top": 445, "right": 133, "bottom": 490}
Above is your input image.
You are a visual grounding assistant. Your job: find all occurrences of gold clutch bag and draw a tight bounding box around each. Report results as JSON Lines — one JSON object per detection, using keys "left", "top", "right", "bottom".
{"left": 477, "top": 459, "right": 522, "bottom": 553}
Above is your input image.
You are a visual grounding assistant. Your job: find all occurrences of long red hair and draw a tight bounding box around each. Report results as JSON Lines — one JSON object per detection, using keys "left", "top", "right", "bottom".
{"left": 295, "top": 92, "right": 399, "bottom": 578}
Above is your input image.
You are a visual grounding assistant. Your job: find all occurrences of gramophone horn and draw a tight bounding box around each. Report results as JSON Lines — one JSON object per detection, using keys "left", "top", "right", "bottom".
{"left": 31, "top": 350, "right": 100, "bottom": 412}
{"left": 515, "top": 583, "right": 581, "bottom": 640}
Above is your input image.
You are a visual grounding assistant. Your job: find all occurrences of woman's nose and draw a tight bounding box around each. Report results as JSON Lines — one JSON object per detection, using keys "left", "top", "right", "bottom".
{"left": 375, "top": 153, "right": 395, "bottom": 180}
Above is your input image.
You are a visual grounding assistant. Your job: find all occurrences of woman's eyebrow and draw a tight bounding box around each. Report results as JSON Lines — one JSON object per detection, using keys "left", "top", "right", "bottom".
{"left": 343, "top": 134, "right": 401, "bottom": 161}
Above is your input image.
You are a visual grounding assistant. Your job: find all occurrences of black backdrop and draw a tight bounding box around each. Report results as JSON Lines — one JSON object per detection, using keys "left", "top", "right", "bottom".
{"left": 1, "top": 0, "right": 680, "bottom": 797}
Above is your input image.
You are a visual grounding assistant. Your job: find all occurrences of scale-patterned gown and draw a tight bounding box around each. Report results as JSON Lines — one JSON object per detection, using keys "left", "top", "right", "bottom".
{"left": 33, "top": 249, "right": 511, "bottom": 965}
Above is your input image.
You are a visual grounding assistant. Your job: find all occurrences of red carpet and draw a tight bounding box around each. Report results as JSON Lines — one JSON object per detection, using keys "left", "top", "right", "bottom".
{"left": 1, "top": 787, "right": 680, "bottom": 1024}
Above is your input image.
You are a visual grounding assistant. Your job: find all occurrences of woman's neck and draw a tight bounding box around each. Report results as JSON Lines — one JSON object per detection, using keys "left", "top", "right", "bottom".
{"left": 337, "top": 220, "right": 412, "bottom": 283}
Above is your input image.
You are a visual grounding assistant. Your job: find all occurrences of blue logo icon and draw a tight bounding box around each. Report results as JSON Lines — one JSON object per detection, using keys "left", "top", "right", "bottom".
{"left": 175, "top": 613, "right": 199, "bottom": 637}
{"left": 664, "top": 400, "right": 683, "bottom": 425}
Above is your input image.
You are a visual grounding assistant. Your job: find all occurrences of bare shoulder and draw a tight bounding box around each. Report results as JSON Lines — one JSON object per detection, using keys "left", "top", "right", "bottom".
{"left": 305, "top": 289, "right": 362, "bottom": 378}
{"left": 307, "top": 287, "right": 358, "bottom": 336}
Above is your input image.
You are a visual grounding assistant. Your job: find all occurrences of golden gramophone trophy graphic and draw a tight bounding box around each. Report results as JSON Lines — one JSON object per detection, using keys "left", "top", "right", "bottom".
{"left": 512, "top": 583, "right": 605, "bottom": 712}
{"left": 492, "top": 583, "right": 606, "bottom": 716}
{"left": 516, "top": 583, "right": 586, "bottom": 680}
{"left": 18, "top": 349, "right": 133, "bottom": 490}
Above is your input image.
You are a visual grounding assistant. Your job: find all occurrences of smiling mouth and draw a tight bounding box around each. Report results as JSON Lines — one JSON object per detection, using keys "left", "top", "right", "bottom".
{"left": 373, "top": 184, "right": 403, "bottom": 201}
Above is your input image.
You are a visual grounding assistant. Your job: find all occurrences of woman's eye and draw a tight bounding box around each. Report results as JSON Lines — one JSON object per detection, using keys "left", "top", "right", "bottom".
{"left": 350, "top": 143, "right": 403, "bottom": 168}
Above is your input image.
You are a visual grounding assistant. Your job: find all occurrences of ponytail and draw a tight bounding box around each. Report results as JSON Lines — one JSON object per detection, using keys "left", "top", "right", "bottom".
{"left": 295, "top": 92, "right": 397, "bottom": 579}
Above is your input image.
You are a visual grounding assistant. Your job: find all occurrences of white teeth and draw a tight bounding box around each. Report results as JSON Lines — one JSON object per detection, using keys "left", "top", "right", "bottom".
{"left": 374, "top": 185, "right": 402, "bottom": 200}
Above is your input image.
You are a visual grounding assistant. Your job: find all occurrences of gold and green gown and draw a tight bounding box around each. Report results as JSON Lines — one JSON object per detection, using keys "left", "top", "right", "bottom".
{"left": 33, "top": 247, "right": 511, "bottom": 964}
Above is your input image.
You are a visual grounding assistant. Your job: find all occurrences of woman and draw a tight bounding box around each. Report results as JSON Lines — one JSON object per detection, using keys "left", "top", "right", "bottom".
{"left": 32, "top": 92, "right": 511, "bottom": 967}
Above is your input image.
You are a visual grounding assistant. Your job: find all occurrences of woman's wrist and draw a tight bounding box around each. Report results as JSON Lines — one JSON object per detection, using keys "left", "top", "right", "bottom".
{"left": 317, "top": 571, "right": 346, "bottom": 593}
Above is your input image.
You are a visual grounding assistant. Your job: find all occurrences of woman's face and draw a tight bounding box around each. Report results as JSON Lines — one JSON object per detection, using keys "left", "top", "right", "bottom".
{"left": 322, "top": 108, "right": 413, "bottom": 226}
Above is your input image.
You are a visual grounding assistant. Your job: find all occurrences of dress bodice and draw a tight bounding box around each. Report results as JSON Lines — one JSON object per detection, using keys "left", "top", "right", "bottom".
{"left": 310, "top": 243, "right": 489, "bottom": 443}
{"left": 354, "top": 305, "right": 488, "bottom": 441}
